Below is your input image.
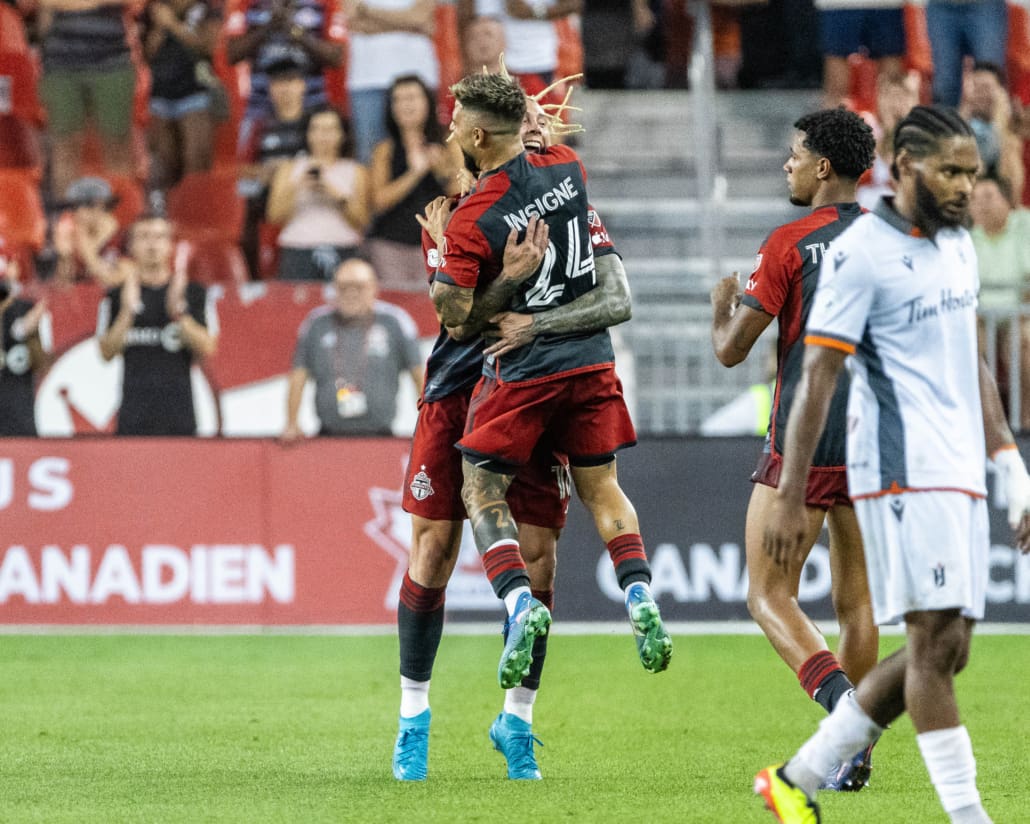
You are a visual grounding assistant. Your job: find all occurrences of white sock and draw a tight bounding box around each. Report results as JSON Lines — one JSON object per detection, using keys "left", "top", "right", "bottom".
{"left": 917, "top": 726, "right": 989, "bottom": 821}
{"left": 503, "top": 586, "right": 532, "bottom": 615}
{"left": 399, "top": 676, "right": 430, "bottom": 718}
{"left": 503, "top": 686, "right": 537, "bottom": 724}
{"left": 786, "top": 691, "right": 884, "bottom": 797}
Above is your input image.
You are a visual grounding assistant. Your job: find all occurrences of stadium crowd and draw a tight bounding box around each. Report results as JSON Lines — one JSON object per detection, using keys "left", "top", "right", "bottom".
{"left": 2, "top": 0, "right": 1030, "bottom": 437}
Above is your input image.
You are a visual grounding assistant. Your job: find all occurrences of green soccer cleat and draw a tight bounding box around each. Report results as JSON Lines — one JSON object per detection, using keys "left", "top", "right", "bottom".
{"left": 625, "top": 583, "right": 673, "bottom": 673}
{"left": 392, "top": 709, "right": 430, "bottom": 781}
{"left": 497, "top": 592, "right": 551, "bottom": 689}
{"left": 489, "top": 712, "right": 543, "bottom": 780}
{"left": 754, "top": 764, "right": 822, "bottom": 823}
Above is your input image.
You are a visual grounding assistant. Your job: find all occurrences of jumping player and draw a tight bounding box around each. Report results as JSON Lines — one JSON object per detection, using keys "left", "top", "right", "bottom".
{"left": 755, "top": 105, "right": 1030, "bottom": 824}
{"left": 392, "top": 92, "right": 636, "bottom": 783}
{"left": 431, "top": 72, "right": 672, "bottom": 698}
{"left": 710, "top": 108, "right": 879, "bottom": 791}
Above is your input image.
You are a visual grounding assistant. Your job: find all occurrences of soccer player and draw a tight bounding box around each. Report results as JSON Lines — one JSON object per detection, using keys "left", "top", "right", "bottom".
{"left": 433, "top": 73, "right": 671, "bottom": 694}
{"left": 710, "top": 108, "right": 880, "bottom": 791}
{"left": 754, "top": 105, "right": 1030, "bottom": 824}
{"left": 392, "top": 93, "right": 634, "bottom": 782}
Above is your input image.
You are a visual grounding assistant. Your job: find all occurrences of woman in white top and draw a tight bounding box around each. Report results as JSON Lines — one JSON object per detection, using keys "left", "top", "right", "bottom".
{"left": 267, "top": 107, "right": 371, "bottom": 280}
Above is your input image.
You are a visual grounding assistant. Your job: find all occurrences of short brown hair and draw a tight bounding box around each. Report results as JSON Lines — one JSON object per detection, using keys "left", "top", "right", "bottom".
{"left": 450, "top": 72, "right": 526, "bottom": 131}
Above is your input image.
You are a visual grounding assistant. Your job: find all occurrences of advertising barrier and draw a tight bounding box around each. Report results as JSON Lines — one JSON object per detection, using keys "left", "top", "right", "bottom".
{"left": 2, "top": 437, "right": 1029, "bottom": 625}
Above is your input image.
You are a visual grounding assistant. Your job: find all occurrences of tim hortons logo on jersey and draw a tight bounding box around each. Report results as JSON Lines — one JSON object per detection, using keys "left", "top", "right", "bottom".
{"left": 904, "top": 288, "right": 976, "bottom": 324}
{"left": 501, "top": 176, "right": 580, "bottom": 231}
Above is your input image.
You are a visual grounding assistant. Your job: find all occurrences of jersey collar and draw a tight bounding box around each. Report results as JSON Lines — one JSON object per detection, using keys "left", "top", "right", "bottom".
{"left": 873, "top": 196, "right": 926, "bottom": 238}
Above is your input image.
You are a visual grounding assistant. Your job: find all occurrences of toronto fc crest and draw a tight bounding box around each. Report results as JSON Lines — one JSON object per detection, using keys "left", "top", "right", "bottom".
{"left": 409, "top": 465, "right": 434, "bottom": 501}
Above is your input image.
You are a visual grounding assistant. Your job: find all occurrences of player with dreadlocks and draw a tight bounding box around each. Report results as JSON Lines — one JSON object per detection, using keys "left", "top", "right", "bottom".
{"left": 755, "top": 105, "right": 1030, "bottom": 824}
{"left": 710, "top": 108, "right": 880, "bottom": 793}
{"left": 392, "top": 72, "right": 657, "bottom": 784}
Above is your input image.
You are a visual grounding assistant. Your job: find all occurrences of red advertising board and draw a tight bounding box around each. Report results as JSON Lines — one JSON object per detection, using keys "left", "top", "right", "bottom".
{"left": 1, "top": 438, "right": 415, "bottom": 624}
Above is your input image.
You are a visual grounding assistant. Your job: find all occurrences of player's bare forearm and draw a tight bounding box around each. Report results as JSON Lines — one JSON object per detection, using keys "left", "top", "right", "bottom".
{"left": 979, "top": 356, "right": 1016, "bottom": 455}
{"left": 710, "top": 273, "right": 772, "bottom": 367}
{"left": 447, "top": 272, "right": 525, "bottom": 341}
{"left": 536, "top": 253, "right": 631, "bottom": 335}
{"left": 461, "top": 461, "right": 518, "bottom": 554}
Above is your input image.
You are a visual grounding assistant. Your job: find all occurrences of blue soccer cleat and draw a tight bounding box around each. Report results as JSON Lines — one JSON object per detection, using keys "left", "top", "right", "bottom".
{"left": 392, "top": 708, "right": 430, "bottom": 781}
{"left": 625, "top": 582, "right": 673, "bottom": 673}
{"left": 823, "top": 741, "right": 875, "bottom": 792}
{"left": 498, "top": 593, "right": 551, "bottom": 689}
{"left": 489, "top": 712, "right": 543, "bottom": 780}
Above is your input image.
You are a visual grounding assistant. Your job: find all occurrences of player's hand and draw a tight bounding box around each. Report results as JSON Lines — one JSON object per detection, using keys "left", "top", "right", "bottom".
{"left": 166, "top": 265, "right": 188, "bottom": 321}
{"left": 710, "top": 272, "right": 742, "bottom": 313}
{"left": 993, "top": 446, "right": 1030, "bottom": 551}
{"left": 279, "top": 422, "right": 305, "bottom": 445}
{"left": 20, "top": 299, "right": 48, "bottom": 337}
{"left": 501, "top": 216, "right": 549, "bottom": 283}
{"left": 416, "top": 196, "right": 455, "bottom": 247}
{"left": 483, "top": 311, "right": 534, "bottom": 357}
{"left": 120, "top": 270, "right": 141, "bottom": 316}
{"left": 762, "top": 493, "right": 808, "bottom": 569}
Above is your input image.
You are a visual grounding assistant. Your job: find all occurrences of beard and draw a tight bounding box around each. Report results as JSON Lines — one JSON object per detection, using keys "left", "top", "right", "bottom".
{"left": 461, "top": 149, "right": 480, "bottom": 176}
{"left": 913, "top": 171, "right": 970, "bottom": 233}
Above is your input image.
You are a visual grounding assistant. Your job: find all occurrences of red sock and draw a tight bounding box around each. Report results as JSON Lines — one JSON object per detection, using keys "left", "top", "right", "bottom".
{"left": 481, "top": 541, "right": 530, "bottom": 599}
{"left": 798, "top": 650, "right": 845, "bottom": 699}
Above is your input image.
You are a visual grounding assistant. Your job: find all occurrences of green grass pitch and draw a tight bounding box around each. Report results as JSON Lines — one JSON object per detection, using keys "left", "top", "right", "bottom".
{"left": 0, "top": 632, "right": 1026, "bottom": 823}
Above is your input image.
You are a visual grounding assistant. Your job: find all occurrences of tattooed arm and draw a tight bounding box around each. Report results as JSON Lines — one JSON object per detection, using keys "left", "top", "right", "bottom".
{"left": 482, "top": 253, "right": 632, "bottom": 357}
{"left": 446, "top": 217, "right": 549, "bottom": 342}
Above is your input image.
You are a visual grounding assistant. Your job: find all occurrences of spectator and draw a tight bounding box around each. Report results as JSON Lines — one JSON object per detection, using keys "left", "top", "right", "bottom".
{"left": 1, "top": 238, "right": 52, "bottom": 437}
{"left": 142, "top": 0, "right": 222, "bottom": 196}
{"left": 37, "top": 0, "right": 137, "bottom": 200}
{"left": 458, "top": 0, "right": 582, "bottom": 99}
{"left": 365, "top": 75, "right": 460, "bottom": 292}
{"left": 346, "top": 0, "right": 439, "bottom": 163}
{"left": 970, "top": 175, "right": 1030, "bottom": 428}
{"left": 582, "top": 0, "right": 664, "bottom": 90}
{"left": 462, "top": 13, "right": 505, "bottom": 74}
{"left": 925, "top": 0, "right": 1008, "bottom": 106}
{"left": 97, "top": 214, "right": 218, "bottom": 436}
{"left": 814, "top": 0, "right": 906, "bottom": 109}
{"left": 266, "top": 107, "right": 371, "bottom": 281}
{"left": 51, "top": 177, "right": 125, "bottom": 287}
{"left": 959, "top": 61, "right": 1025, "bottom": 204}
{"left": 856, "top": 71, "right": 919, "bottom": 209}
{"left": 237, "top": 56, "right": 312, "bottom": 278}
{"left": 225, "top": 0, "right": 345, "bottom": 151}
{"left": 282, "top": 257, "right": 423, "bottom": 439}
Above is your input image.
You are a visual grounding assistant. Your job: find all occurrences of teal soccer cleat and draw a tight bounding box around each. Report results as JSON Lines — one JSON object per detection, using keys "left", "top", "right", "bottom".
{"left": 392, "top": 709, "right": 430, "bottom": 781}
{"left": 497, "top": 592, "right": 551, "bottom": 689}
{"left": 489, "top": 712, "right": 543, "bottom": 780}
{"left": 625, "top": 582, "right": 673, "bottom": 673}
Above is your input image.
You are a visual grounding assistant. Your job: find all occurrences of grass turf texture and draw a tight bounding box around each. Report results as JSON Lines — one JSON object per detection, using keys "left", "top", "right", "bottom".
{"left": 1, "top": 634, "right": 1026, "bottom": 823}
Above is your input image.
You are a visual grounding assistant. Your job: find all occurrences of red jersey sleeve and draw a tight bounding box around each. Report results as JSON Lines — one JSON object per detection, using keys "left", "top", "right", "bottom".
{"left": 586, "top": 204, "right": 616, "bottom": 255}
{"left": 742, "top": 227, "right": 800, "bottom": 317}
{"left": 436, "top": 195, "right": 494, "bottom": 290}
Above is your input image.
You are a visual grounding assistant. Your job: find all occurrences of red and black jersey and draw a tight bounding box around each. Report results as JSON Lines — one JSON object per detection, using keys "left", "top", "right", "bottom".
{"left": 436, "top": 146, "right": 616, "bottom": 385}
{"left": 741, "top": 202, "right": 863, "bottom": 467}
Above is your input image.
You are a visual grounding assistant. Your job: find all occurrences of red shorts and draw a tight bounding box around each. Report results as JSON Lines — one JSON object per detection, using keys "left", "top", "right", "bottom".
{"left": 401, "top": 392, "right": 571, "bottom": 529}
{"left": 751, "top": 451, "right": 852, "bottom": 510}
{"left": 459, "top": 366, "right": 637, "bottom": 468}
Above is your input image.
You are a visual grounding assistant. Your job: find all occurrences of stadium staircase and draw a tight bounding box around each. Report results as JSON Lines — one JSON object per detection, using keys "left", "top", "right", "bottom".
{"left": 576, "top": 89, "right": 822, "bottom": 433}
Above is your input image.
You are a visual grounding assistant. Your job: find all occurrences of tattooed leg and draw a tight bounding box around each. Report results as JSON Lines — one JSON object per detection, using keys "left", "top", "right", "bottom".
{"left": 461, "top": 460, "right": 518, "bottom": 555}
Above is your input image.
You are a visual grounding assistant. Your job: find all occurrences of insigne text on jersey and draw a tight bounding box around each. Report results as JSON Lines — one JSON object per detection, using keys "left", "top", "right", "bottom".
{"left": 501, "top": 176, "right": 580, "bottom": 231}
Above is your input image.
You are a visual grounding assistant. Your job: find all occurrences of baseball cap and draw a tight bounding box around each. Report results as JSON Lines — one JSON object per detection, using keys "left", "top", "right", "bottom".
{"left": 63, "top": 176, "right": 117, "bottom": 209}
{"left": 265, "top": 55, "right": 309, "bottom": 79}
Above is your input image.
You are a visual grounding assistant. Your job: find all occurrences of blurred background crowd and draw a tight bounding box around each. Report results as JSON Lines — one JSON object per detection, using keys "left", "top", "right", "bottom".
{"left": 2, "top": 0, "right": 1030, "bottom": 438}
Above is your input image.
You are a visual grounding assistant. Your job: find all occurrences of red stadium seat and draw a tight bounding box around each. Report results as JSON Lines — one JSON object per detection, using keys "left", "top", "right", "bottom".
{"left": 0, "top": 169, "right": 46, "bottom": 251}
{"left": 0, "top": 51, "right": 45, "bottom": 125}
{"left": 167, "top": 170, "right": 245, "bottom": 242}
{"left": 174, "top": 237, "right": 250, "bottom": 286}
{"left": 0, "top": 5, "right": 30, "bottom": 55}
{"left": 0, "top": 115, "right": 42, "bottom": 174}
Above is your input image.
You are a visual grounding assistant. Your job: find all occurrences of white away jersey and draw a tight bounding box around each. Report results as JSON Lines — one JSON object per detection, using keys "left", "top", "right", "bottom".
{"left": 804, "top": 199, "right": 986, "bottom": 499}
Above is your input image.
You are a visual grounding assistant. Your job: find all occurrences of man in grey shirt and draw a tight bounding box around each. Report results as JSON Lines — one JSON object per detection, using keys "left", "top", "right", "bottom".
{"left": 283, "top": 257, "right": 423, "bottom": 438}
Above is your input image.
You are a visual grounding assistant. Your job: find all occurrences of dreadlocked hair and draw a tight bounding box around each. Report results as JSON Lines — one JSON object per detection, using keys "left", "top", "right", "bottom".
{"left": 891, "top": 104, "right": 974, "bottom": 180}
{"left": 793, "top": 108, "right": 875, "bottom": 180}
{"left": 532, "top": 76, "right": 586, "bottom": 138}
{"left": 450, "top": 71, "right": 526, "bottom": 130}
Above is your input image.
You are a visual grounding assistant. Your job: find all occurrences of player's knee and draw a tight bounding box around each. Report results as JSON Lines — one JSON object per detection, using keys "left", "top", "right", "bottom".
{"left": 911, "top": 615, "right": 969, "bottom": 675}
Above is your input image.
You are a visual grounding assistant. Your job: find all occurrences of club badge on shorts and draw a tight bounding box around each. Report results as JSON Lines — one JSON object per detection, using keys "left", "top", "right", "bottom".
{"left": 409, "top": 465, "right": 434, "bottom": 500}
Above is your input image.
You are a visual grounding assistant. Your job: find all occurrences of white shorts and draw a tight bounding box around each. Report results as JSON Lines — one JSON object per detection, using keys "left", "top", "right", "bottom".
{"left": 853, "top": 491, "right": 988, "bottom": 626}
